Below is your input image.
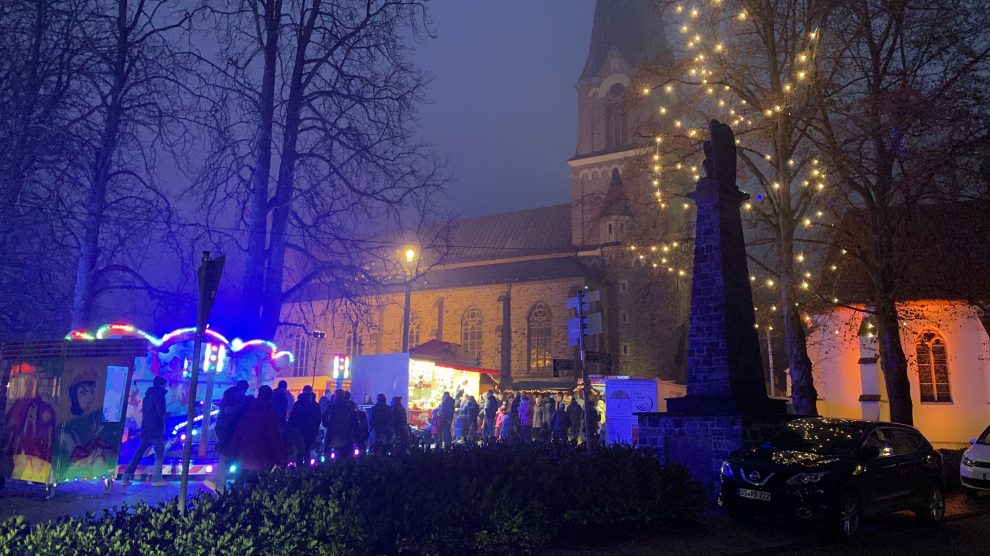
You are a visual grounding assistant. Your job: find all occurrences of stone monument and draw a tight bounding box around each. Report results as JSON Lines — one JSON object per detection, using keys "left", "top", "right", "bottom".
{"left": 637, "top": 120, "right": 787, "bottom": 494}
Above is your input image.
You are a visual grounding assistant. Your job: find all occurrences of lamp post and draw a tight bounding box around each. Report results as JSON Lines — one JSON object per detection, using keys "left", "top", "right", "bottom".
{"left": 400, "top": 247, "right": 418, "bottom": 352}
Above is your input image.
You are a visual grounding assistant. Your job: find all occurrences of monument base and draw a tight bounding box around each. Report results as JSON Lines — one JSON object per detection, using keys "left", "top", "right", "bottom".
{"left": 637, "top": 399, "right": 791, "bottom": 498}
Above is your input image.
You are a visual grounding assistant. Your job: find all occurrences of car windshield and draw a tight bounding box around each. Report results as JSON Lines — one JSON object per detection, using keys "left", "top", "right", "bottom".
{"left": 765, "top": 420, "right": 863, "bottom": 455}
{"left": 978, "top": 426, "right": 990, "bottom": 445}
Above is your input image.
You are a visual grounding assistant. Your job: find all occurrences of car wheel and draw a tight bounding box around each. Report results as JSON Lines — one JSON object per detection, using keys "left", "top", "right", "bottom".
{"left": 916, "top": 485, "right": 945, "bottom": 525}
{"left": 834, "top": 492, "right": 861, "bottom": 540}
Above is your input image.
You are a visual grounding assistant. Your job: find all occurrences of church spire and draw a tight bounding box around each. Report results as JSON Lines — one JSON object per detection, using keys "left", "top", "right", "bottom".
{"left": 579, "top": 0, "right": 670, "bottom": 81}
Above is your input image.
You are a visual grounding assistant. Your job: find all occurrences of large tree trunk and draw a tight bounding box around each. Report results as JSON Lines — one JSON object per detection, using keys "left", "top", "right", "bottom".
{"left": 876, "top": 295, "right": 912, "bottom": 424}
{"left": 259, "top": 0, "right": 318, "bottom": 338}
{"left": 71, "top": 1, "right": 129, "bottom": 328}
{"left": 240, "top": 0, "right": 281, "bottom": 330}
{"left": 778, "top": 226, "right": 819, "bottom": 415}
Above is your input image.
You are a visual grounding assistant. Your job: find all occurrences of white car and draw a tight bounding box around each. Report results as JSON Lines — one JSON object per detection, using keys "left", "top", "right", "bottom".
{"left": 961, "top": 425, "right": 990, "bottom": 493}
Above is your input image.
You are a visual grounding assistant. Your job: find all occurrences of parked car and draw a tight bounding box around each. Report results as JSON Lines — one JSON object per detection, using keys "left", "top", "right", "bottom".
{"left": 719, "top": 417, "right": 944, "bottom": 538}
{"left": 961, "top": 424, "right": 990, "bottom": 494}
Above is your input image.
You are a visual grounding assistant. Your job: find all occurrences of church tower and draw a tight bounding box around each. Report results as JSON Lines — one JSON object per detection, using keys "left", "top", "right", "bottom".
{"left": 569, "top": 0, "right": 672, "bottom": 247}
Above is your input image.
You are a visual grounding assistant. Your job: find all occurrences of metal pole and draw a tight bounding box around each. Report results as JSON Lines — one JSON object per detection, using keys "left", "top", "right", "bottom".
{"left": 401, "top": 281, "right": 412, "bottom": 352}
{"left": 578, "top": 290, "right": 592, "bottom": 452}
{"left": 179, "top": 327, "right": 204, "bottom": 512}
{"left": 766, "top": 327, "right": 775, "bottom": 397}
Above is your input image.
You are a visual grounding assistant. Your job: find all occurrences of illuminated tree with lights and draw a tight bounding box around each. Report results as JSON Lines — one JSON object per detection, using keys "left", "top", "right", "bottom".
{"left": 633, "top": 1, "right": 835, "bottom": 414}
{"left": 812, "top": 0, "right": 990, "bottom": 425}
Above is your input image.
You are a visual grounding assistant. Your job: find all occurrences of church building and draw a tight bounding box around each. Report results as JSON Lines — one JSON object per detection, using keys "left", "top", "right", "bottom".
{"left": 279, "top": 1, "right": 690, "bottom": 388}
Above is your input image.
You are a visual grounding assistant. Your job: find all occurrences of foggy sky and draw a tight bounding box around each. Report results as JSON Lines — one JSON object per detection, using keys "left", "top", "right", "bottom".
{"left": 413, "top": 0, "right": 595, "bottom": 217}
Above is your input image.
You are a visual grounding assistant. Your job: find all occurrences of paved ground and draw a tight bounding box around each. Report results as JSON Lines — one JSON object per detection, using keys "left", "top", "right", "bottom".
{"left": 0, "top": 478, "right": 212, "bottom": 524}
{"left": 547, "top": 492, "right": 990, "bottom": 556}
{"left": 2, "top": 479, "right": 988, "bottom": 554}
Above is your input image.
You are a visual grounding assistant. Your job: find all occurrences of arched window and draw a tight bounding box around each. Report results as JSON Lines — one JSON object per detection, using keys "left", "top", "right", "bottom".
{"left": 527, "top": 303, "right": 553, "bottom": 371}
{"left": 916, "top": 330, "right": 951, "bottom": 403}
{"left": 346, "top": 329, "right": 363, "bottom": 357}
{"left": 407, "top": 313, "right": 421, "bottom": 349}
{"left": 605, "top": 102, "right": 627, "bottom": 149}
{"left": 461, "top": 307, "right": 483, "bottom": 360}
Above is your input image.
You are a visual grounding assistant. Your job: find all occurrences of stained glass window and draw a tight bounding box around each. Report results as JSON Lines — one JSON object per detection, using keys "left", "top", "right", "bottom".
{"left": 528, "top": 303, "right": 552, "bottom": 371}
{"left": 916, "top": 330, "right": 951, "bottom": 403}
{"left": 461, "top": 307, "right": 483, "bottom": 360}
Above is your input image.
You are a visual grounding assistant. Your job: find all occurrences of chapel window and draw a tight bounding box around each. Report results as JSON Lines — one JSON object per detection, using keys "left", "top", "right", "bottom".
{"left": 407, "top": 313, "right": 421, "bottom": 349}
{"left": 290, "top": 333, "right": 312, "bottom": 377}
{"left": 915, "top": 330, "right": 951, "bottom": 403}
{"left": 461, "top": 307, "right": 483, "bottom": 360}
{"left": 527, "top": 303, "right": 553, "bottom": 371}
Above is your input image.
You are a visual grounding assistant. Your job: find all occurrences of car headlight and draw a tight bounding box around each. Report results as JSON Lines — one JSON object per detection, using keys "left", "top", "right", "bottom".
{"left": 720, "top": 460, "right": 734, "bottom": 478}
{"left": 962, "top": 456, "right": 978, "bottom": 467}
{"left": 786, "top": 472, "right": 828, "bottom": 485}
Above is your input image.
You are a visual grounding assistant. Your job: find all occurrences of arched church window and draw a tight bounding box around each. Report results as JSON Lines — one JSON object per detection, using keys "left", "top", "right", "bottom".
{"left": 407, "top": 313, "right": 421, "bottom": 349}
{"left": 346, "top": 329, "right": 364, "bottom": 357}
{"left": 527, "top": 303, "right": 553, "bottom": 371}
{"left": 605, "top": 104, "right": 627, "bottom": 149}
{"left": 461, "top": 307, "right": 483, "bottom": 360}
{"left": 605, "top": 102, "right": 627, "bottom": 149}
{"left": 916, "top": 330, "right": 951, "bottom": 403}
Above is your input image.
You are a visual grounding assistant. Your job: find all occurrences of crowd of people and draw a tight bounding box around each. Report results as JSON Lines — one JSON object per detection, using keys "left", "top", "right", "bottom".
{"left": 120, "top": 377, "right": 605, "bottom": 490}
{"left": 203, "top": 381, "right": 412, "bottom": 489}
{"left": 427, "top": 390, "right": 604, "bottom": 447}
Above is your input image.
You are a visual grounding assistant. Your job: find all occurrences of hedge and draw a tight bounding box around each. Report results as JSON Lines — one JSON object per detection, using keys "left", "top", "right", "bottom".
{"left": 0, "top": 444, "right": 704, "bottom": 555}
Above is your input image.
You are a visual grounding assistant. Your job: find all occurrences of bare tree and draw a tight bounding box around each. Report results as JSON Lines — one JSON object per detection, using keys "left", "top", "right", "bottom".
{"left": 638, "top": 0, "right": 835, "bottom": 414}
{"left": 813, "top": 0, "right": 990, "bottom": 424}
{"left": 191, "top": 0, "right": 446, "bottom": 339}
{"left": 67, "top": 0, "right": 195, "bottom": 328}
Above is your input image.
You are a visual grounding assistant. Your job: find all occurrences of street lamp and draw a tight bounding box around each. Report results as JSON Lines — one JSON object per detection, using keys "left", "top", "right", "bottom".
{"left": 400, "top": 246, "right": 418, "bottom": 352}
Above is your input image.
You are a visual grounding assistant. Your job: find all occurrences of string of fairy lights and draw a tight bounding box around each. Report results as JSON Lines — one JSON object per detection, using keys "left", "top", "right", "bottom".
{"left": 621, "top": 1, "right": 853, "bottom": 334}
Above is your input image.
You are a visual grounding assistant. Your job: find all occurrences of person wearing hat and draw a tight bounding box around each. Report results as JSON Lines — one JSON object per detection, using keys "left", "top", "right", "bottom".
{"left": 122, "top": 376, "right": 168, "bottom": 486}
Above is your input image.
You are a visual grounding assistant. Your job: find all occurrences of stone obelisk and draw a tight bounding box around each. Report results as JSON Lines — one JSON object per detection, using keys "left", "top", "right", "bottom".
{"left": 638, "top": 120, "right": 786, "bottom": 494}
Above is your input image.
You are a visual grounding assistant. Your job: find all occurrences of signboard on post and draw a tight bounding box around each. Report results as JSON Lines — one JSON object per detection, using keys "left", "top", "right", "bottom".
{"left": 180, "top": 251, "right": 225, "bottom": 512}
{"left": 565, "top": 288, "right": 603, "bottom": 452}
{"left": 552, "top": 358, "right": 576, "bottom": 377}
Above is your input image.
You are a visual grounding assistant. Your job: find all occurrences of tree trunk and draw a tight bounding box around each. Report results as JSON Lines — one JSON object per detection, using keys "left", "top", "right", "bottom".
{"left": 71, "top": 0, "right": 129, "bottom": 328}
{"left": 259, "top": 0, "right": 318, "bottom": 338}
{"left": 778, "top": 226, "right": 819, "bottom": 415}
{"left": 240, "top": 0, "right": 281, "bottom": 331}
{"left": 876, "top": 296, "right": 912, "bottom": 424}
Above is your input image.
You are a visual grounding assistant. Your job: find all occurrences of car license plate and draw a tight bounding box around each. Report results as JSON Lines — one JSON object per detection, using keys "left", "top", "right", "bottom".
{"left": 738, "top": 488, "right": 771, "bottom": 502}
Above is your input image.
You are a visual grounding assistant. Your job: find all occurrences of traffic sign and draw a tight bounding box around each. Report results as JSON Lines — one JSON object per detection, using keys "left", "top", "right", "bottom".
{"left": 552, "top": 358, "right": 577, "bottom": 377}
{"left": 567, "top": 312, "right": 602, "bottom": 345}
{"left": 585, "top": 351, "right": 611, "bottom": 366}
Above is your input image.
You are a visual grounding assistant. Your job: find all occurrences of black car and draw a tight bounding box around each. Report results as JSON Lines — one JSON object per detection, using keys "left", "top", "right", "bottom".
{"left": 719, "top": 417, "right": 944, "bottom": 538}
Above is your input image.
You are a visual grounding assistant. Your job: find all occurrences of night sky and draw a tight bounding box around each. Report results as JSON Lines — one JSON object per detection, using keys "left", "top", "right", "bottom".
{"left": 413, "top": 0, "right": 595, "bottom": 217}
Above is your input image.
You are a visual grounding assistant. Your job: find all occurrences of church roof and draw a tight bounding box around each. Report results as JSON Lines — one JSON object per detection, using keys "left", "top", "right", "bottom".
{"left": 444, "top": 204, "right": 573, "bottom": 264}
{"left": 410, "top": 255, "right": 594, "bottom": 291}
{"left": 818, "top": 202, "right": 990, "bottom": 306}
{"left": 580, "top": 0, "right": 670, "bottom": 80}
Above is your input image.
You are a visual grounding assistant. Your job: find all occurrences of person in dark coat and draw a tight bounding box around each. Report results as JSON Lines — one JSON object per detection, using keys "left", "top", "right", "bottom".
{"left": 463, "top": 395, "right": 480, "bottom": 443}
{"left": 123, "top": 376, "right": 168, "bottom": 485}
{"left": 566, "top": 398, "right": 583, "bottom": 445}
{"left": 287, "top": 390, "right": 321, "bottom": 465}
{"left": 323, "top": 389, "right": 354, "bottom": 457}
{"left": 541, "top": 395, "right": 555, "bottom": 443}
{"left": 585, "top": 402, "right": 601, "bottom": 446}
{"left": 391, "top": 396, "right": 409, "bottom": 453}
{"left": 205, "top": 380, "right": 249, "bottom": 490}
{"left": 439, "top": 391, "right": 454, "bottom": 448}
{"left": 351, "top": 402, "right": 369, "bottom": 455}
{"left": 482, "top": 390, "right": 500, "bottom": 444}
{"left": 228, "top": 385, "right": 286, "bottom": 481}
{"left": 272, "top": 380, "right": 292, "bottom": 423}
{"left": 369, "top": 393, "right": 392, "bottom": 453}
{"left": 551, "top": 402, "right": 569, "bottom": 443}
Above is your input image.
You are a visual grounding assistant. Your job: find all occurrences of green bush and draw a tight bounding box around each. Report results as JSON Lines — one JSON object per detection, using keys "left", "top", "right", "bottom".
{"left": 0, "top": 444, "right": 704, "bottom": 555}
